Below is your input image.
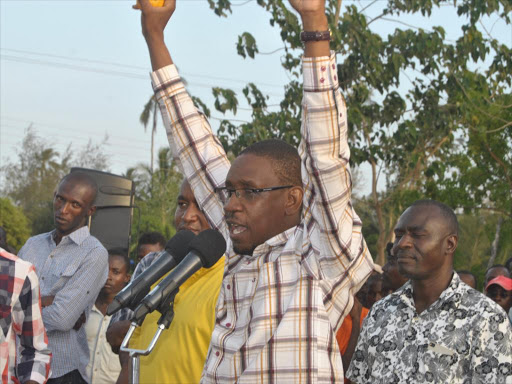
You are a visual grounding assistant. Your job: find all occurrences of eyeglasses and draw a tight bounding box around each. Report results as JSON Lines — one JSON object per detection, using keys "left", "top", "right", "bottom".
{"left": 215, "top": 185, "right": 293, "bottom": 203}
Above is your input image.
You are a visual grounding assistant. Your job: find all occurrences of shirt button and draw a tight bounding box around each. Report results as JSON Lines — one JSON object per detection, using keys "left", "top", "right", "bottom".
{"left": 226, "top": 323, "right": 231, "bottom": 327}
{"left": 41, "top": 277, "right": 45, "bottom": 280}
{"left": 227, "top": 284, "right": 231, "bottom": 290}
{"left": 215, "top": 351, "right": 220, "bottom": 357}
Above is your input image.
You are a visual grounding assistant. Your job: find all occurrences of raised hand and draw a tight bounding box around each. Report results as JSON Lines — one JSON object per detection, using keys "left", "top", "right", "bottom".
{"left": 134, "top": 0, "right": 176, "bottom": 41}
{"left": 288, "top": 0, "right": 326, "bottom": 17}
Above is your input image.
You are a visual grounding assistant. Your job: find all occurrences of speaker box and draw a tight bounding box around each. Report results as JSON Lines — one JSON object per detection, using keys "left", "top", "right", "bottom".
{"left": 71, "top": 167, "right": 135, "bottom": 253}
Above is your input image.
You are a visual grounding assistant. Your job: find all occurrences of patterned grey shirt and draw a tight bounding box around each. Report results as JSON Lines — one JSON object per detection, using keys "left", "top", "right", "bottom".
{"left": 18, "top": 226, "right": 108, "bottom": 382}
{"left": 347, "top": 272, "right": 512, "bottom": 384}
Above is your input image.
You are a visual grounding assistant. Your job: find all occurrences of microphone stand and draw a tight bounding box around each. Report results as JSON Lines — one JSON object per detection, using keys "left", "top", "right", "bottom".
{"left": 120, "top": 289, "right": 179, "bottom": 384}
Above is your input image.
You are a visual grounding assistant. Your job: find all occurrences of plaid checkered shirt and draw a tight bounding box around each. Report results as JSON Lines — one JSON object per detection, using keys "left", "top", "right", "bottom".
{"left": 0, "top": 248, "right": 51, "bottom": 384}
{"left": 151, "top": 52, "right": 375, "bottom": 383}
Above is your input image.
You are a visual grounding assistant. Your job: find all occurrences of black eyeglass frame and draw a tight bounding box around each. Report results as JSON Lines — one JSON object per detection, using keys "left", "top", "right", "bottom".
{"left": 214, "top": 185, "right": 294, "bottom": 202}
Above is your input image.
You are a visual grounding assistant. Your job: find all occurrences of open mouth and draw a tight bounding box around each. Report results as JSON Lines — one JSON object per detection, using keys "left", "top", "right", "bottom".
{"left": 228, "top": 223, "right": 247, "bottom": 237}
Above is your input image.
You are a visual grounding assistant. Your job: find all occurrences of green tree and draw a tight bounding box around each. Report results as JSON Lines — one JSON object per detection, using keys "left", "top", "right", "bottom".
{"left": 140, "top": 95, "right": 159, "bottom": 174}
{"left": 0, "top": 127, "right": 110, "bottom": 235}
{"left": 0, "top": 197, "right": 31, "bottom": 252}
{"left": 204, "top": 0, "right": 510, "bottom": 264}
{"left": 127, "top": 147, "right": 183, "bottom": 254}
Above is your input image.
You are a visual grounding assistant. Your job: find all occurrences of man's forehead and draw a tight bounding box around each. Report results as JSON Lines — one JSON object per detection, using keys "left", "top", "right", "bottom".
{"left": 395, "top": 205, "right": 443, "bottom": 230}
{"left": 226, "top": 154, "right": 277, "bottom": 185}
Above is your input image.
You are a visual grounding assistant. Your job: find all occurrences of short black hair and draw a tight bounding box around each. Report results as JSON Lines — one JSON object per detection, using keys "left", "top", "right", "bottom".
{"left": 108, "top": 248, "right": 130, "bottom": 272}
{"left": 239, "top": 139, "right": 302, "bottom": 186}
{"left": 486, "top": 264, "right": 510, "bottom": 275}
{"left": 138, "top": 231, "right": 166, "bottom": 248}
{"left": 457, "top": 270, "right": 477, "bottom": 286}
{"left": 60, "top": 171, "right": 98, "bottom": 204}
{"left": 410, "top": 199, "right": 459, "bottom": 235}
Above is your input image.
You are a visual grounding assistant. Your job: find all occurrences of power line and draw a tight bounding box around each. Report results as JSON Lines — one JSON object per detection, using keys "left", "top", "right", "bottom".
{"left": 0, "top": 48, "right": 287, "bottom": 91}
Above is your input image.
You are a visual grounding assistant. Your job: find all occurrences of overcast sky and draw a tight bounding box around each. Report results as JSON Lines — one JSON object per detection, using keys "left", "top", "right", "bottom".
{"left": 1, "top": 0, "right": 510, "bottom": 196}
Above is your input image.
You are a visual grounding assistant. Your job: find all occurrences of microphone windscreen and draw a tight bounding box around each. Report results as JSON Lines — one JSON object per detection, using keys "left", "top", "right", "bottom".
{"left": 165, "top": 230, "right": 196, "bottom": 263}
{"left": 189, "top": 229, "right": 226, "bottom": 268}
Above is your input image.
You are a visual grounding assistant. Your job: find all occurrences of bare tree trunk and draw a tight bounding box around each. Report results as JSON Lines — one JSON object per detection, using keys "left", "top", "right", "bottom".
{"left": 488, "top": 216, "right": 503, "bottom": 269}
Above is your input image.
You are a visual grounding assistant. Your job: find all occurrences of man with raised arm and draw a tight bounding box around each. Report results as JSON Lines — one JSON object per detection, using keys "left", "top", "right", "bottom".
{"left": 136, "top": 0, "right": 374, "bottom": 381}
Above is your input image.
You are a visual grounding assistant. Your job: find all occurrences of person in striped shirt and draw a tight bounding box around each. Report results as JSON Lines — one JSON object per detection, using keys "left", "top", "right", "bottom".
{"left": 136, "top": 0, "right": 375, "bottom": 381}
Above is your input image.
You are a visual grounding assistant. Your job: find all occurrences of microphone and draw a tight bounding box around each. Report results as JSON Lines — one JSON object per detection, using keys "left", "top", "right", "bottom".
{"left": 106, "top": 230, "right": 196, "bottom": 316}
{"left": 132, "top": 229, "right": 226, "bottom": 323}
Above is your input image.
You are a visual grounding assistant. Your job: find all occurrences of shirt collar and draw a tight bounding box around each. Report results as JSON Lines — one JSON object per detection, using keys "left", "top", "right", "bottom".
{"left": 50, "top": 225, "right": 91, "bottom": 246}
{"left": 398, "top": 272, "right": 462, "bottom": 313}
{"left": 250, "top": 226, "right": 296, "bottom": 258}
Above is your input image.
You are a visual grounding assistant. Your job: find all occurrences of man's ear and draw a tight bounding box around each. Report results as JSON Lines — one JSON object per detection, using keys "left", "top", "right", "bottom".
{"left": 446, "top": 234, "right": 458, "bottom": 255}
{"left": 284, "top": 186, "right": 303, "bottom": 216}
{"left": 87, "top": 205, "right": 97, "bottom": 218}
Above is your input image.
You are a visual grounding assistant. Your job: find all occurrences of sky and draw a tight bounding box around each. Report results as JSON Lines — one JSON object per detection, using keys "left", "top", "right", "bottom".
{"left": 1, "top": 0, "right": 510, "bottom": 196}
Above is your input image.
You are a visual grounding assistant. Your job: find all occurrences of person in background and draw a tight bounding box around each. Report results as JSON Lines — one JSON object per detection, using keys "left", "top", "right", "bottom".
{"left": 365, "top": 274, "right": 393, "bottom": 309}
{"left": 347, "top": 200, "right": 512, "bottom": 383}
{"left": 457, "top": 270, "right": 477, "bottom": 289}
{"left": 18, "top": 172, "right": 108, "bottom": 384}
{"left": 0, "top": 247, "right": 52, "bottom": 384}
{"left": 84, "top": 250, "right": 131, "bottom": 383}
{"left": 483, "top": 264, "right": 510, "bottom": 290}
{"left": 108, "top": 180, "right": 224, "bottom": 384}
{"left": 336, "top": 297, "right": 369, "bottom": 384}
{"left": 485, "top": 275, "right": 512, "bottom": 323}
{"left": 136, "top": 232, "right": 166, "bottom": 262}
{"left": 382, "top": 241, "right": 408, "bottom": 292}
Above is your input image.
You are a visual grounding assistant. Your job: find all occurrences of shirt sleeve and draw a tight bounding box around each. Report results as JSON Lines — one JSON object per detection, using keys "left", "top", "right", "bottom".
{"left": 14, "top": 266, "right": 52, "bottom": 384}
{"left": 471, "top": 307, "right": 512, "bottom": 382}
{"left": 42, "top": 246, "right": 108, "bottom": 332}
{"left": 150, "top": 65, "right": 230, "bottom": 238}
{"left": 300, "top": 53, "right": 375, "bottom": 328}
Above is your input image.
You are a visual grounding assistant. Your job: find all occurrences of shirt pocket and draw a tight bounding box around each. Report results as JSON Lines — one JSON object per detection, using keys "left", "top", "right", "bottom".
{"left": 48, "top": 262, "right": 81, "bottom": 295}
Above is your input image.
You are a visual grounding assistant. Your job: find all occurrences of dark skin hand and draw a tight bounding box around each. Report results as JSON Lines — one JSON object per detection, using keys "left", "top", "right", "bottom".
{"left": 41, "top": 295, "right": 86, "bottom": 330}
{"left": 115, "top": 352, "right": 130, "bottom": 384}
{"left": 342, "top": 297, "right": 362, "bottom": 378}
{"left": 106, "top": 320, "right": 132, "bottom": 354}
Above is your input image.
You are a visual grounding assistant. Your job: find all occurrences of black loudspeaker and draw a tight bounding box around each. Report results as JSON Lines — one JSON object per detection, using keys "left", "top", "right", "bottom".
{"left": 71, "top": 167, "right": 135, "bottom": 253}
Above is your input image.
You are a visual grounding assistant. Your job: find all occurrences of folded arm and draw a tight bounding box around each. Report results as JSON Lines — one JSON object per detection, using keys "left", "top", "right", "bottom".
{"left": 42, "top": 247, "right": 108, "bottom": 332}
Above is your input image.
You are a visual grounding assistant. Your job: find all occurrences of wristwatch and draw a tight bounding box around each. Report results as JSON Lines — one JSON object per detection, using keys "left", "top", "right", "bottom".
{"left": 300, "top": 30, "right": 331, "bottom": 42}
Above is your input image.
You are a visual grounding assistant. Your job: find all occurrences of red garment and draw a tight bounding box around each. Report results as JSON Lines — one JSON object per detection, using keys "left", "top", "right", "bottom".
{"left": 337, "top": 306, "right": 369, "bottom": 355}
{"left": 336, "top": 306, "right": 369, "bottom": 383}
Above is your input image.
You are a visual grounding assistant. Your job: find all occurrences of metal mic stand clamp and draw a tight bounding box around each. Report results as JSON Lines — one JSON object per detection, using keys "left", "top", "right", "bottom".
{"left": 120, "top": 289, "right": 179, "bottom": 384}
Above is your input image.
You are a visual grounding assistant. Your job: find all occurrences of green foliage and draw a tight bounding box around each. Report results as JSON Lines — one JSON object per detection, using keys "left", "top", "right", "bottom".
{"left": 126, "top": 147, "right": 183, "bottom": 256}
{"left": 205, "top": 0, "right": 511, "bottom": 265}
{"left": 0, "top": 198, "right": 31, "bottom": 252}
{"left": 0, "top": 127, "right": 110, "bottom": 235}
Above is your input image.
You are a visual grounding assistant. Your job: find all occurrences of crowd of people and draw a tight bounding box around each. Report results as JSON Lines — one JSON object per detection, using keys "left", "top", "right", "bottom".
{"left": 2, "top": 0, "right": 511, "bottom": 383}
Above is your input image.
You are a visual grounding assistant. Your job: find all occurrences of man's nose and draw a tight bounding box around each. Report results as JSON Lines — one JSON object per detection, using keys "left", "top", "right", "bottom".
{"left": 223, "top": 193, "right": 243, "bottom": 214}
